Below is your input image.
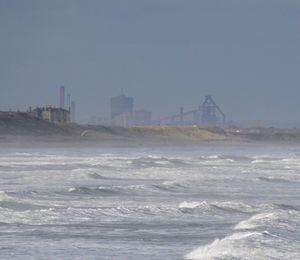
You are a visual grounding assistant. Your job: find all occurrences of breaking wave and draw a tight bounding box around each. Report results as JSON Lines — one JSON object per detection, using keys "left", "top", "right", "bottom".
{"left": 0, "top": 191, "right": 48, "bottom": 211}
{"left": 234, "top": 209, "right": 300, "bottom": 231}
{"left": 257, "top": 176, "right": 295, "bottom": 184}
{"left": 0, "top": 191, "right": 12, "bottom": 202}
{"left": 68, "top": 184, "right": 147, "bottom": 196}
{"left": 186, "top": 207, "right": 300, "bottom": 259}
{"left": 185, "top": 231, "right": 300, "bottom": 260}
{"left": 179, "top": 201, "right": 256, "bottom": 214}
{"left": 152, "top": 181, "right": 186, "bottom": 192}
{"left": 127, "top": 156, "right": 190, "bottom": 168}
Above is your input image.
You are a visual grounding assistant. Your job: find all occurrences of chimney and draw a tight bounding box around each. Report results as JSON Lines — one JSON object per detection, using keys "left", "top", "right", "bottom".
{"left": 60, "top": 86, "right": 65, "bottom": 109}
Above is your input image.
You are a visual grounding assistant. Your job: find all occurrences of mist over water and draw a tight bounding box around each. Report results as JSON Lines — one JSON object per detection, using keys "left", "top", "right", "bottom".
{"left": 0, "top": 143, "right": 299, "bottom": 259}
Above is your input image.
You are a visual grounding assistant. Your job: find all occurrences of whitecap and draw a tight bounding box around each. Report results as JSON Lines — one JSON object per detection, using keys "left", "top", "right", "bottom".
{"left": 185, "top": 230, "right": 300, "bottom": 260}
{"left": 0, "top": 191, "right": 12, "bottom": 201}
{"left": 179, "top": 201, "right": 210, "bottom": 210}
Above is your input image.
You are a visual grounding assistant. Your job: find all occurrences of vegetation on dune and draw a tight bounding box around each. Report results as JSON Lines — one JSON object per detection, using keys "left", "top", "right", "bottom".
{"left": 1, "top": 112, "right": 300, "bottom": 143}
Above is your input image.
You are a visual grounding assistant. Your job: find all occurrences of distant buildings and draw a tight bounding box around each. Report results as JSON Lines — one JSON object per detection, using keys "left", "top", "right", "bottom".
{"left": 110, "top": 94, "right": 152, "bottom": 127}
{"left": 31, "top": 107, "right": 70, "bottom": 124}
{"left": 201, "top": 96, "right": 225, "bottom": 125}
{"left": 110, "top": 94, "right": 134, "bottom": 127}
{"left": 60, "top": 85, "right": 76, "bottom": 123}
{"left": 155, "top": 96, "right": 225, "bottom": 126}
{"left": 27, "top": 86, "right": 75, "bottom": 125}
{"left": 60, "top": 86, "right": 65, "bottom": 109}
{"left": 24, "top": 85, "right": 225, "bottom": 127}
{"left": 110, "top": 94, "right": 134, "bottom": 119}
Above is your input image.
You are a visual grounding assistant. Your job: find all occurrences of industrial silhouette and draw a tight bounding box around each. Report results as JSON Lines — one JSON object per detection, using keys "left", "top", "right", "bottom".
{"left": 156, "top": 96, "right": 225, "bottom": 126}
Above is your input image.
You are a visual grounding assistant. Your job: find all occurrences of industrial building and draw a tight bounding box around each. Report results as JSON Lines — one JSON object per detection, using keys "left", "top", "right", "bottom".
{"left": 110, "top": 94, "right": 134, "bottom": 127}
{"left": 31, "top": 107, "right": 70, "bottom": 124}
{"left": 60, "top": 86, "right": 65, "bottom": 109}
{"left": 110, "top": 94, "right": 134, "bottom": 119}
{"left": 201, "top": 96, "right": 225, "bottom": 125}
{"left": 60, "top": 85, "right": 76, "bottom": 123}
{"left": 156, "top": 96, "right": 225, "bottom": 126}
{"left": 26, "top": 86, "right": 75, "bottom": 125}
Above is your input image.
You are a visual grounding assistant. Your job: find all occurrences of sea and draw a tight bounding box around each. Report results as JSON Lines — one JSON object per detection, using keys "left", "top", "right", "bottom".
{"left": 0, "top": 143, "right": 299, "bottom": 259}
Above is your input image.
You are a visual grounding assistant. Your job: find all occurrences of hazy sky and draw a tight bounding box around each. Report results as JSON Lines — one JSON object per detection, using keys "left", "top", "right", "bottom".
{"left": 1, "top": 0, "right": 300, "bottom": 126}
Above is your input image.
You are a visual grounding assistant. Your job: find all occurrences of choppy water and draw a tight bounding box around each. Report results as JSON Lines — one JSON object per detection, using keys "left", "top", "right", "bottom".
{"left": 0, "top": 143, "right": 300, "bottom": 259}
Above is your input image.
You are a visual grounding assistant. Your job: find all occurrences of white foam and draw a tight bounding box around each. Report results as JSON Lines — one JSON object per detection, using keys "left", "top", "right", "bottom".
{"left": 185, "top": 230, "right": 300, "bottom": 260}
{"left": 206, "top": 155, "right": 220, "bottom": 159}
{"left": 179, "top": 200, "right": 254, "bottom": 213}
{"left": 179, "top": 201, "right": 209, "bottom": 209}
{"left": 214, "top": 201, "right": 254, "bottom": 213}
{"left": 234, "top": 211, "right": 294, "bottom": 231}
{"left": 185, "top": 232, "right": 264, "bottom": 260}
{"left": 234, "top": 212, "right": 277, "bottom": 230}
{"left": 251, "top": 159, "right": 265, "bottom": 164}
{"left": 186, "top": 207, "right": 300, "bottom": 259}
{"left": 0, "top": 191, "right": 12, "bottom": 201}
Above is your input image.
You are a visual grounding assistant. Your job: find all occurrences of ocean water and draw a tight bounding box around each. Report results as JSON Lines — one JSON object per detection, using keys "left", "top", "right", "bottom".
{"left": 0, "top": 143, "right": 299, "bottom": 259}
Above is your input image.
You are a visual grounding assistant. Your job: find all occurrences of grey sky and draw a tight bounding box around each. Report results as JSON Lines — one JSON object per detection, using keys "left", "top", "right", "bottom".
{"left": 1, "top": 0, "right": 300, "bottom": 126}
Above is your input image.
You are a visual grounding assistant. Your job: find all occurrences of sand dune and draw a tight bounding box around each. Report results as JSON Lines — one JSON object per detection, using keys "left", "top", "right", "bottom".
{"left": 1, "top": 112, "right": 300, "bottom": 145}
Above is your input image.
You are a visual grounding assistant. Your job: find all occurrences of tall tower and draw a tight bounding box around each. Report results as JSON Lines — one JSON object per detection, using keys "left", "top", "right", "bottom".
{"left": 201, "top": 96, "right": 226, "bottom": 125}
{"left": 60, "top": 86, "right": 65, "bottom": 109}
{"left": 67, "top": 94, "right": 71, "bottom": 111}
{"left": 110, "top": 94, "right": 134, "bottom": 127}
{"left": 110, "top": 94, "right": 134, "bottom": 120}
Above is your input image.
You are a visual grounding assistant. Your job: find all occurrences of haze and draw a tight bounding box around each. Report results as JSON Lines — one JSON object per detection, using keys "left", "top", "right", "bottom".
{"left": 1, "top": 0, "right": 299, "bottom": 127}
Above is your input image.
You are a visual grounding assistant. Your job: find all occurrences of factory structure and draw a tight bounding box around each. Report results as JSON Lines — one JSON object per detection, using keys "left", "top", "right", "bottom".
{"left": 109, "top": 93, "right": 225, "bottom": 127}
{"left": 31, "top": 106, "right": 70, "bottom": 124}
{"left": 3, "top": 81, "right": 226, "bottom": 127}
{"left": 156, "top": 96, "right": 225, "bottom": 126}
{"left": 22, "top": 86, "right": 225, "bottom": 127}
{"left": 110, "top": 93, "right": 152, "bottom": 127}
{"left": 25, "top": 87, "right": 225, "bottom": 127}
{"left": 110, "top": 94, "right": 134, "bottom": 126}
{"left": 29, "top": 86, "right": 76, "bottom": 125}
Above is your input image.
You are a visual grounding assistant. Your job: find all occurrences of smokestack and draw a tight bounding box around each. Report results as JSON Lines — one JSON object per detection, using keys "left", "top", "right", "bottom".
{"left": 67, "top": 94, "right": 71, "bottom": 111}
{"left": 71, "top": 101, "right": 76, "bottom": 123}
{"left": 60, "top": 86, "right": 65, "bottom": 109}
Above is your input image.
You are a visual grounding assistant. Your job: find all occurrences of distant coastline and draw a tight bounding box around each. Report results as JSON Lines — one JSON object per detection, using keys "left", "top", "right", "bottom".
{"left": 1, "top": 112, "right": 300, "bottom": 145}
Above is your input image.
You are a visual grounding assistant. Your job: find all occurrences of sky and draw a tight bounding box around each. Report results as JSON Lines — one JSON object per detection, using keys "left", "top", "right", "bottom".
{"left": 0, "top": 0, "right": 300, "bottom": 127}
